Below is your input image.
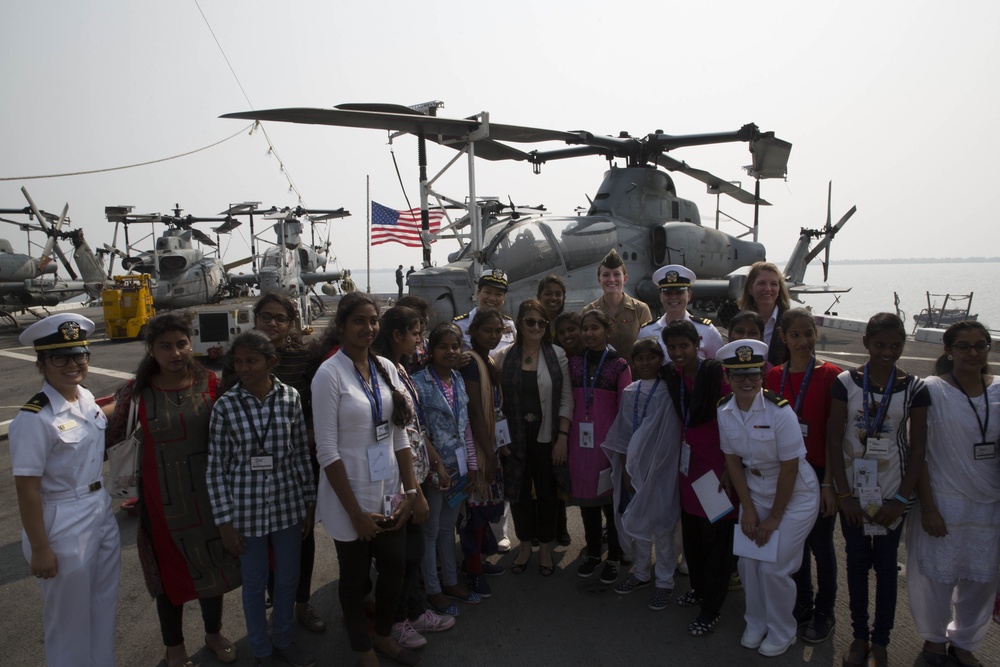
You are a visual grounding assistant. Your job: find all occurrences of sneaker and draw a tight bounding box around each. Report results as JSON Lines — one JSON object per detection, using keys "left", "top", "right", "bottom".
{"left": 758, "top": 635, "right": 795, "bottom": 657}
{"left": 467, "top": 574, "right": 492, "bottom": 598}
{"left": 496, "top": 537, "right": 512, "bottom": 553}
{"left": 802, "top": 611, "right": 835, "bottom": 644}
{"left": 948, "top": 645, "right": 984, "bottom": 667}
{"left": 648, "top": 587, "right": 673, "bottom": 611}
{"left": 613, "top": 575, "right": 651, "bottom": 595}
{"left": 481, "top": 561, "right": 505, "bottom": 576}
{"left": 740, "top": 627, "right": 766, "bottom": 650}
{"left": 272, "top": 642, "right": 316, "bottom": 667}
{"left": 411, "top": 609, "right": 455, "bottom": 633}
{"left": 577, "top": 557, "right": 602, "bottom": 578}
{"left": 599, "top": 560, "right": 620, "bottom": 584}
{"left": 390, "top": 620, "right": 428, "bottom": 649}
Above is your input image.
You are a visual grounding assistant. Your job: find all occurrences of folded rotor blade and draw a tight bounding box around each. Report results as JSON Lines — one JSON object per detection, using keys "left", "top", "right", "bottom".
{"left": 655, "top": 155, "right": 767, "bottom": 206}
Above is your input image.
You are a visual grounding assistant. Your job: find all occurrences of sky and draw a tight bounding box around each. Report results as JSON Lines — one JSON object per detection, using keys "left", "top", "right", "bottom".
{"left": 1, "top": 1, "right": 997, "bottom": 282}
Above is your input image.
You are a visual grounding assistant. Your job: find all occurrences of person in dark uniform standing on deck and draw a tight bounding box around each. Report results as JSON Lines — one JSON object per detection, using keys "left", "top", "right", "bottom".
{"left": 10, "top": 314, "right": 121, "bottom": 667}
{"left": 396, "top": 265, "right": 405, "bottom": 299}
{"left": 638, "top": 264, "right": 724, "bottom": 363}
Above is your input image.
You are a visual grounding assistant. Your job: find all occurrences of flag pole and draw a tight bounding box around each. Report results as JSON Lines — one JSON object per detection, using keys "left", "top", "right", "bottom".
{"left": 366, "top": 174, "right": 371, "bottom": 293}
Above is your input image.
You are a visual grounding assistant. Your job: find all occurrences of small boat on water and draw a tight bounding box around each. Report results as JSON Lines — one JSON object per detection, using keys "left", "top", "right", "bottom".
{"left": 900, "top": 291, "right": 978, "bottom": 332}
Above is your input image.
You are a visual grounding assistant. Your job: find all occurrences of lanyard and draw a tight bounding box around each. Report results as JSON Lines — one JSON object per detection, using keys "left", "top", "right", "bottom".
{"left": 583, "top": 348, "right": 609, "bottom": 420}
{"left": 633, "top": 378, "right": 660, "bottom": 432}
{"left": 399, "top": 366, "right": 425, "bottom": 429}
{"left": 677, "top": 361, "right": 701, "bottom": 428}
{"left": 780, "top": 356, "right": 816, "bottom": 417}
{"left": 430, "top": 366, "right": 461, "bottom": 425}
{"left": 237, "top": 387, "right": 278, "bottom": 454}
{"left": 492, "top": 383, "right": 503, "bottom": 416}
{"left": 354, "top": 358, "right": 383, "bottom": 425}
{"left": 950, "top": 372, "right": 990, "bottom": 442}
{"left": 862, "top": 363, "right": 897, "bottom": 438}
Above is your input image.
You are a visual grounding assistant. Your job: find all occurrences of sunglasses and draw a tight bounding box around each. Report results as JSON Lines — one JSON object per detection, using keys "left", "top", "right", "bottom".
{"left": 48, "top": 352, "right": 91, "bottom": 367}
{"left": 522, "top": 317, "right": 548, "bottom": 329}
{"left": 256, "top": 312, "right": 291, "bottom": 324}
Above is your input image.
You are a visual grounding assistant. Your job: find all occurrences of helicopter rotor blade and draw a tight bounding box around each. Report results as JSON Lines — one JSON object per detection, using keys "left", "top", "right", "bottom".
{"left": 803, "top": 204, "right": 857, "bottom": 267}
{"left": 824, "top": 181, "right": 833, "bottom": 282}
{"left": 655, "top": 154, "right": 767, "bottom": 206}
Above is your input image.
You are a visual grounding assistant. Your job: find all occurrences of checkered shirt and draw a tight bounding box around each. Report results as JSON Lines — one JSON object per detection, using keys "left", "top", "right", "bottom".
{"left": 207, "top": 377, "right": 315, "bottom": 537}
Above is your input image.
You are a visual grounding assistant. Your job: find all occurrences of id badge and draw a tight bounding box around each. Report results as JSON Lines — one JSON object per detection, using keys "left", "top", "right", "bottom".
{"left": 375, "top": 420, "right": 390, "bottom": 442}
{"left": 251, "top": 455, "right": 274, "bottom": 471}
{"left": 494, "top": 418, "right": 511, "bottom": 449}
{"left": 852, "top": 458, "right": 878, "bottom": 490}
{"left": 367, "top": 443, "right": 392, "bottom": 482}
{"left": 679, "top": 441, "right": 691, "bottom": 477}
{"left": 456, "top": 452, "right": 469, "bottom": 476}
{"left": 579, "top": 422, "right": 594, "bottom": 449}
{"left": 799, "top": 422, "right": 809, "bottom": 437}
{"left": 382, "top": 495, "right": 393, "bottom": 518}
{"left": 865, "top": 437, "right": 889, "bottom": 457}
{"left": 974, "top": 442, "right": 997, "bottom": 460}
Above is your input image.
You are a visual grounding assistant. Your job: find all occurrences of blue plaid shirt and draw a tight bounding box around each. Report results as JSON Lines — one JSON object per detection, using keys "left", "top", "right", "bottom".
{"left": 207, "top": 377, "right": 315, "bottom": 536}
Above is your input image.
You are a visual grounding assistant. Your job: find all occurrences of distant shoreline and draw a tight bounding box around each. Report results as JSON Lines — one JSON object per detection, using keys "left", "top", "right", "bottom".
{"left": 829, "top": 257, "right": 999, "bottom": 265}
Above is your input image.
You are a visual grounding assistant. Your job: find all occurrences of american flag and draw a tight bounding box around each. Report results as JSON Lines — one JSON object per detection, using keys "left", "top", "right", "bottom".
{"left": 371, "top": 201, "right": 444, "bottom": 247}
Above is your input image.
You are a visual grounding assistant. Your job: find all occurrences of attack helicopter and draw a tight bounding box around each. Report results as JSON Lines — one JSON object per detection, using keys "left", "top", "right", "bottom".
{"left": 104, "top": 204, "right": 249, "bottom": 309}
{"left": 0, "top": 188, "right": 107, "bottom": 321}
{"left": 222, "top": 103, "right": 847, "bottom": 325}
{"left": 222, "top": 203, "right": 348, "bottom": 324}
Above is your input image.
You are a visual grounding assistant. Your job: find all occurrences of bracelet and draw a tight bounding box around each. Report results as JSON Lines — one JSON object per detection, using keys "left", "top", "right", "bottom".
{"left": 821, "top": 484, "right": 833, "bottom": 488}
{"left": 893, "top": 493, "right": 910, "bottom": 505}
{"left": 837, "top": 492, "right": 853, "bottom": 500}
{"left": 559, "top": 430, "right": 570, "bottom": 437}
{"left": 404, "top": 488, "right": 418, "bottom": 496}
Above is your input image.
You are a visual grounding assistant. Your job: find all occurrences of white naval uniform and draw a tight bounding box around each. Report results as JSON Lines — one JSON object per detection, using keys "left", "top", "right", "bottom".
{"left": 637, "top": 312, "right": 724, "bottom": 364}
{"left": 454, "top": 306, "right": 517, "bottom": 350}
{"left": 9, "top": 382, "right": 121, "bottom": 667}
{"left": 718, "top": 389, "right": 818, "bottom": 649}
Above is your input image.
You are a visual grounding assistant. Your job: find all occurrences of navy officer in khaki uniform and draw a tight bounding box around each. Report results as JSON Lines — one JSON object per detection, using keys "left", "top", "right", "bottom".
{"left": 454, "top": 268, "right": 516, "bottom": 350}
{"left": 10, "top": 313, "right": 121, "bottom": 667}
{"left": 581, "top": 249, "right": 651, "bottom": 363}
{"left": 637, "top": 264, "right": 724, "bottom": 363}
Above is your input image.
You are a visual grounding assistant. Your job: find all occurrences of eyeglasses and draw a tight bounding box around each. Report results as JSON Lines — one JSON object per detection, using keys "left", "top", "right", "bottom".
{"left": 523, "top": 317, "right": 549, "bottom": 329}
{"left": 256, "top": 312, "right": 290, "bottom": 324}
{"left": 732, "top": 373, "right": 762, "bottom": 383}
{"left": 48, "top": 352, "right": 90, "bottom": 367}
{"left": 952, "top": 342, "right": 991, "bottom": 353}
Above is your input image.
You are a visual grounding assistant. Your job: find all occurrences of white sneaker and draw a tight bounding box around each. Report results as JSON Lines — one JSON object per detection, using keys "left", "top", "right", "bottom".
{"left": 758, "top": 635, "right": 795, "bottom": 657}
{"left": 741, "top": 628, "right": 766, "bottom": 649}
{"left": 390, "top": 620, "right": 428, "bottom": 649}
{"left": 410, "top": 609, "right": 456, "bottom": 633}
{"left": 497, "top": 537, "right": 512, "bottom": 553}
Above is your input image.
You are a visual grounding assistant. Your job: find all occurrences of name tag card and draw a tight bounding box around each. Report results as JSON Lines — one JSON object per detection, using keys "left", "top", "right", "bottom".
{"left": 368, "top": 443, "right": 392, "bottom": 482}
{"left": 853, "top": 458, "right": 878, "bottom": 491}
{"left": 974, "top": 442, "right": 996, "bottom": 460}
{"left": 865, "top": 437, "right": 889, "bottom": 457}
{"left": 799, "top": 422, "right": 809, "bottom": 437}
{"left": 579, "top": 422, "right": 594, "bottom": 449}
{"left": 375, "top": 420, "right": 390, "bottom": 442}
{"left": 251, "top": 455, "right": 274, "bottom": 471}
{"left": 679, "top": 442, "right": 691, "bottom": 477}
{"left": 494, "top": 419, "right": 511, "bottom": 449}
{"left": 456, "top": 451, "right": 469, "bottom": 477}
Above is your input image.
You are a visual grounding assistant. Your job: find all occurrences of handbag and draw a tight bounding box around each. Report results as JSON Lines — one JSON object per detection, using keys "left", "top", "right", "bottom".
{"left": 106, "top": 398, "right": 142, "bottom": 498}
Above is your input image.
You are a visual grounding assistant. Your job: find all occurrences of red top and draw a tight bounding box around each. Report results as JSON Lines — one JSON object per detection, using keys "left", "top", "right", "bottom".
{"left": 765, "top": 361, "right": 842, "bottom": 468}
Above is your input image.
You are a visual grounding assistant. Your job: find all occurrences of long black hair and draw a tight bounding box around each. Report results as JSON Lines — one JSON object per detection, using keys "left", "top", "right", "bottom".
{"left": 221, "top": 330, "right": 277, "bottom": 392}
{"left": 253, "top": 291, "right": 304, "bottom": 349}
{"left": 468, "top": 308, "right": 503, "bottom": 386}
{"left": 374, "top": 306, "right": 421, "bottom": 364}
{"left": 131, "top": 311, "right": 207, "bottom": 395}
{"left": 934, "top": 320, "right": 993, "bottom": 375}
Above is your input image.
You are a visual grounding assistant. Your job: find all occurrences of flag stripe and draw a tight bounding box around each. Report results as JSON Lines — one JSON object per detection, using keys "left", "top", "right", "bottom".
{"left": 371, "top": 201, "right": 445, "bottom": 247}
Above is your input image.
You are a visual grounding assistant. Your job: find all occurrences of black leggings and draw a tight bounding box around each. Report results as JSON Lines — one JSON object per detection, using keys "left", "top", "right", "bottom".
{"left": 580, "top": 504, "right": 620, "bottom": 561}
{"left": 509, "top": 429, "right": 557, "bottom": 544}
{"left": 155, "top": 594, "right": 223, "bottom": 647}
{"left": 334, "top": 529, "right": 406, "bottom": 652}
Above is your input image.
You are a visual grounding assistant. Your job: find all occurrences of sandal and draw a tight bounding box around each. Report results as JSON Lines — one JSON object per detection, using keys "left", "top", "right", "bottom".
{"left": 842, "top": 639, "right": 869, "bottom": 667}
{"left": 204, "top": 634, "right": 237, "bottom": 664}
{"left": 676, "top": 590, "right": 703, "bottom": 608}
{"left": 426, "top": 594, "right": 460, "bottom": 617}
{"left": 687, "top": 614, "right": 720, "bottom": 637}
{"left": 510, "top": 550, "right": 532, "bottom": 574}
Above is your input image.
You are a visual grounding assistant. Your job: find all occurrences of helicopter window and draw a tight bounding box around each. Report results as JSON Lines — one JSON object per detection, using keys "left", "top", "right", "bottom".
{"left": 486, "top": 221, "right": 561, "bottom": 283}
{"left": 546, "top": 218, "right": 618, "bottom": 271}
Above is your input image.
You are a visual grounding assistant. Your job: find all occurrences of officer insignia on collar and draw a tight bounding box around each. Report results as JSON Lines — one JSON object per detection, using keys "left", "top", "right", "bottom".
{"left": 21, "top": 391, "right": 50, "bottom": 413}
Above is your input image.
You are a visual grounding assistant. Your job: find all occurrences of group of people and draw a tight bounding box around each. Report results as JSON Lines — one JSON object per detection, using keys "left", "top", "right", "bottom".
{"left": 9, "top": 252, "right": 998, "bottom": 667}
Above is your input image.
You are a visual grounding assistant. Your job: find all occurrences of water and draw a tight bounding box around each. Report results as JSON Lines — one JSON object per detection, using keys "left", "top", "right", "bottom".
{"left": 355, "top": 262, "right": 999, "bottom": 330}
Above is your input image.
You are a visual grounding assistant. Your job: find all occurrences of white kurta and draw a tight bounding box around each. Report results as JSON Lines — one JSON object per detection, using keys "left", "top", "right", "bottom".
{"left": 9, "top": 382, "right": 121, "bottom": 667}
{"left": 906, "top": 375, "right": 1000, "bottom": 651}
{"left": 718, "top": 390, "right": 818, "bottom": 648}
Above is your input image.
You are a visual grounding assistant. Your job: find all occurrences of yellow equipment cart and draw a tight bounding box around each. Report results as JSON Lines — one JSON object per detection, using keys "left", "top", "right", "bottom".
{"left": 103, "top": 274, "right": 156, "bottom": 340}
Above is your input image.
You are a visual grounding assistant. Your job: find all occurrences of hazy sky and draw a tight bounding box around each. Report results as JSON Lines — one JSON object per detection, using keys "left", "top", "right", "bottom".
{"left": 2, "top": 1, "right": 997, "bottom": 281}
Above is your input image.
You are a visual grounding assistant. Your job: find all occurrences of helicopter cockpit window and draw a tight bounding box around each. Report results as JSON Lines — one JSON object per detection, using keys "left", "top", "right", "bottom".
{"left": 545, "top": 217, "right": 618, "bottom": 271}
{"left": 485, "top": 221, "right": 561, "bottom": 283}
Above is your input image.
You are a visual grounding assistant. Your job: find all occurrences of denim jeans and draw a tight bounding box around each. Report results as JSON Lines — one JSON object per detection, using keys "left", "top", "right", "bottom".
{"left": 422, "top": 484, "right": 462, "bottom": 594}
{"left": 241, "top": 523, "right": 302, "bottom": 658}
{"left": 841, "top": 519, "right": 903, "bottom": 647}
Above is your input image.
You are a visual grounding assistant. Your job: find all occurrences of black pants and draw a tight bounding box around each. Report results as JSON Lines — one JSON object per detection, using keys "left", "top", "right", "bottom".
{"left": 581, "top": 504, "right": 620, "bottom": 561}
{"left": 155, "top": 594, "right": 223, "bottom": 647}
{"left": 334, "top": 529, "right": 406, "bottom": 652}
{"left": 509, "top": 427, "right": 557, "bottom": 544}
{"left": 793, "top": 464, "right": 838, "bottom": 616}
{"left": 396, "top": 517, "right": 426, "bottom": 622}
{"left": 681, "top": 511, "right": 735, "bottom": 617}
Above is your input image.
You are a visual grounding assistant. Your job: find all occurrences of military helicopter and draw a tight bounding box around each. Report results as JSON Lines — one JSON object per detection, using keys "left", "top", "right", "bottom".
{"left": 222, "top": 104, "right": 847, "bottom": 324}
{"left": 104, "top": 204, "right": 248, "bottom": 309}
{"left": 222, "top": 203, "right": 348, "bottom": 324}
{"left": 0, "top": 188, "right": 107, "bottom": 321}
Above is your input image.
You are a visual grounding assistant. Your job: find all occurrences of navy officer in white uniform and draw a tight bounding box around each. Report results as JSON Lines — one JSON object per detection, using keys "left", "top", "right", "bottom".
{"left": 10, "top": 314, "right": 121, "bottom": 667}
{"left": 454, "top": 268, "right": 516, "bottom": 350}
{"left": 637, "top": 264, "right": 723, "bottom": 363}
{"left": 716, "top": 339, "right": 818, "bottom": 658}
